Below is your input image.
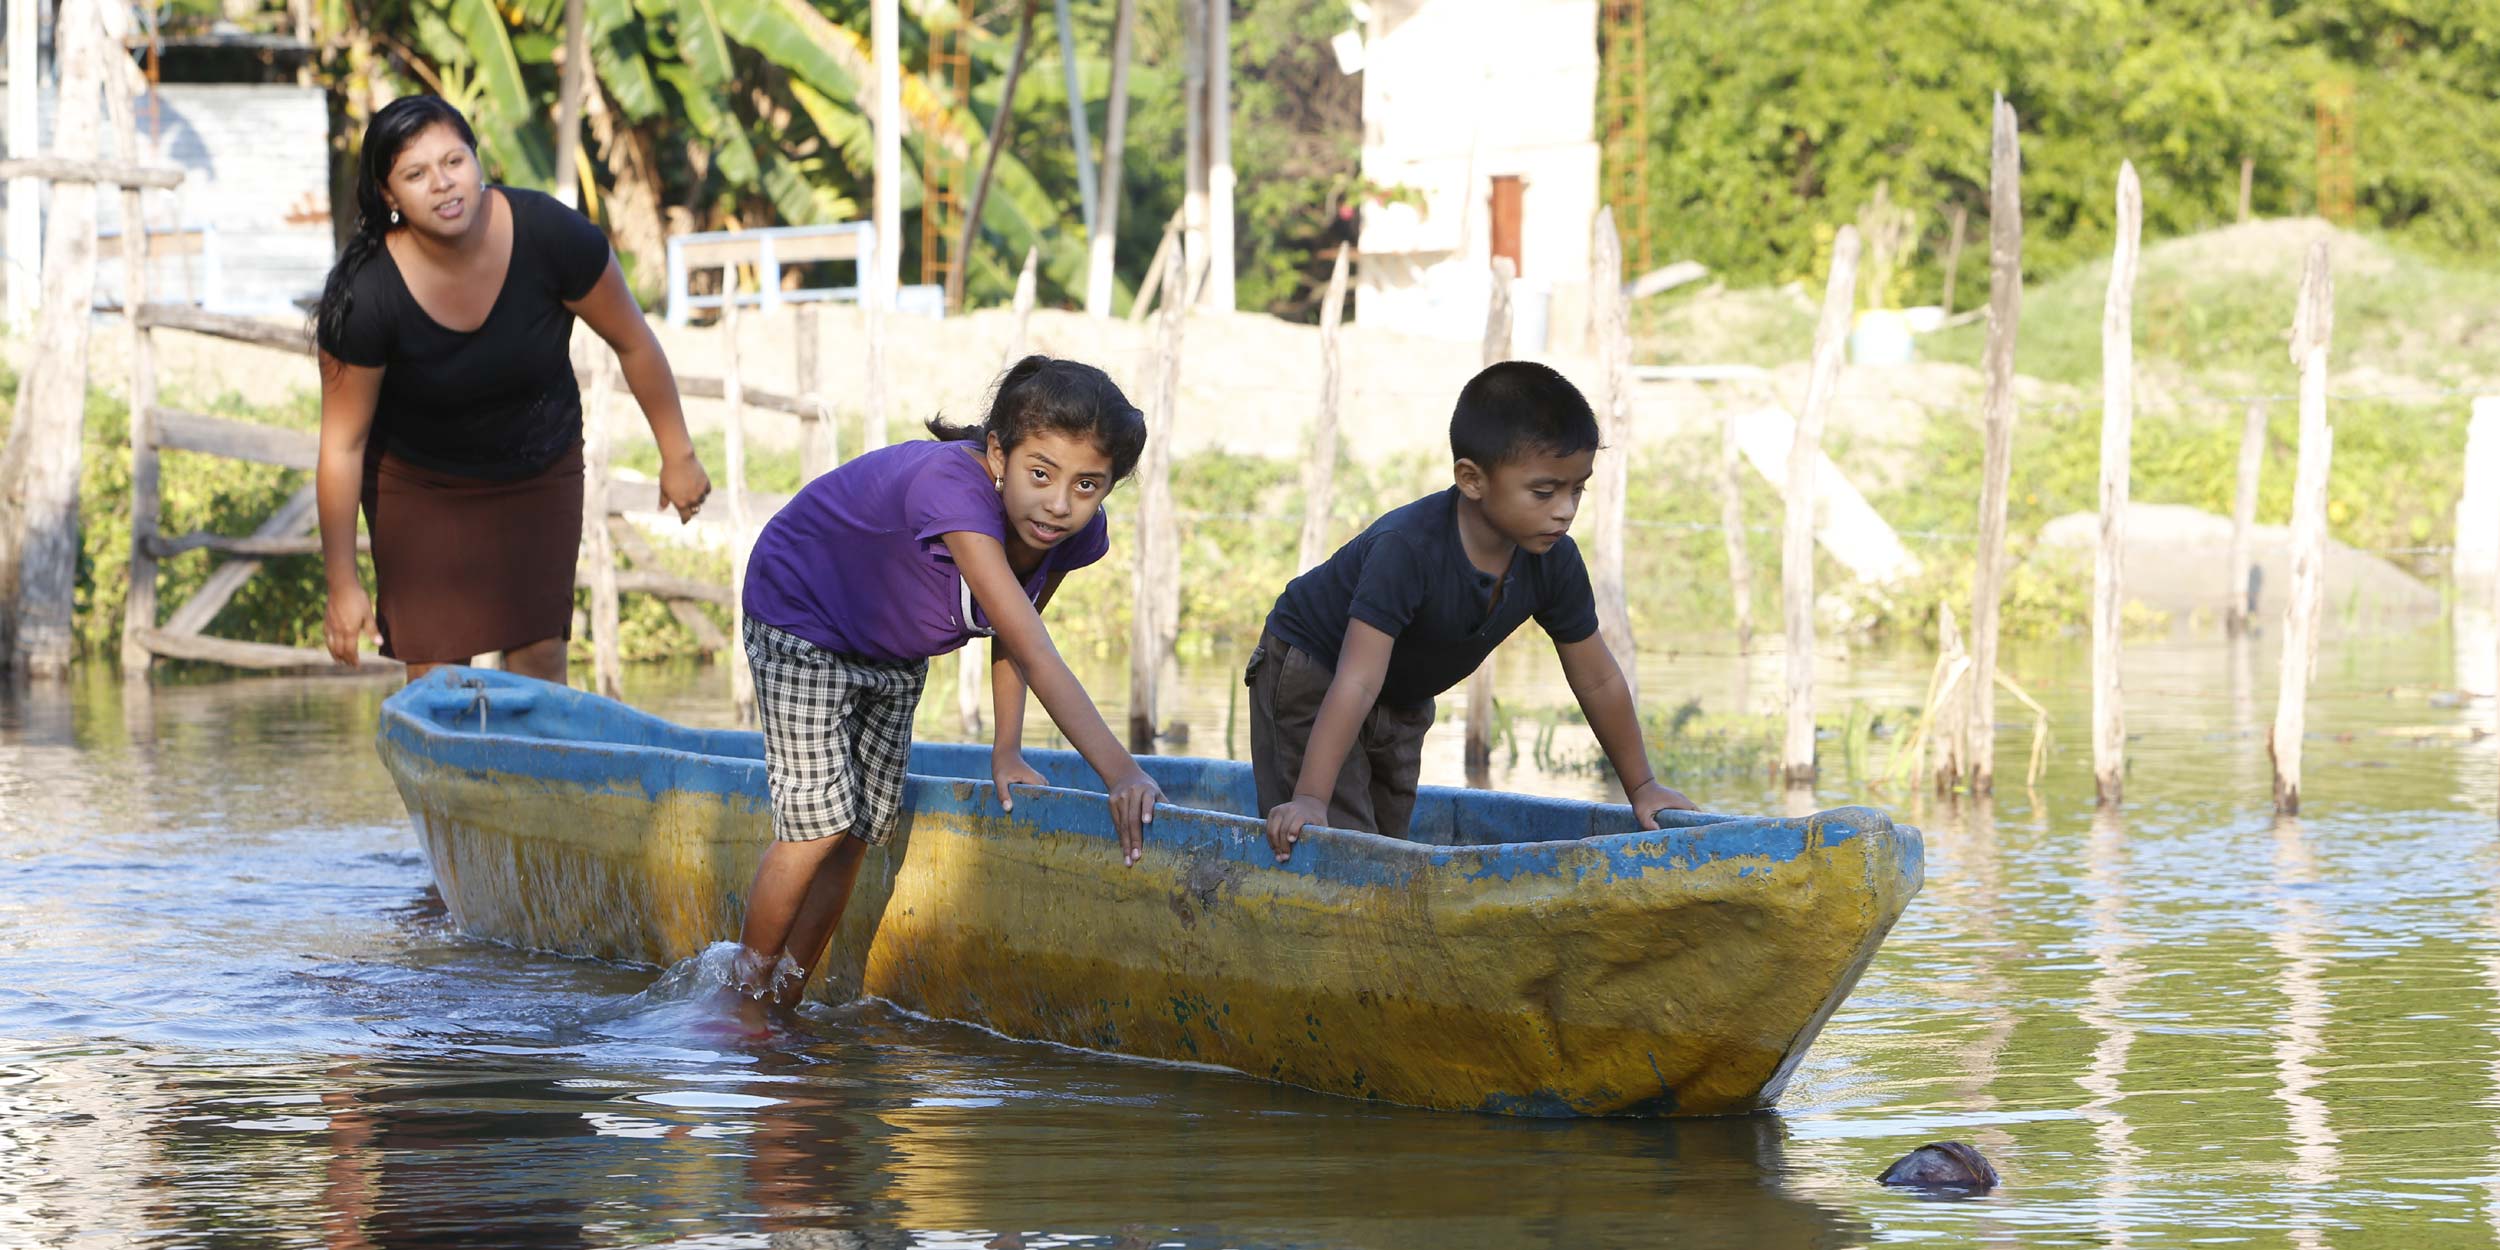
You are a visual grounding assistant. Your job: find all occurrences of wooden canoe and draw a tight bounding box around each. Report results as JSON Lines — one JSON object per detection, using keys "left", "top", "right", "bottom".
{"left": 376, "top": 668, "right": 1923, "bottom": 1116}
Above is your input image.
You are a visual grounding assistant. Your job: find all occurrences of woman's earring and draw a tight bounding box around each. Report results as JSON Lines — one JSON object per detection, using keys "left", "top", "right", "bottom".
{"left": 994, "top": 476, "right": 1004, "bottom": 491}
{"left": 389, "top": 208, "right": 401, "bottom": 224}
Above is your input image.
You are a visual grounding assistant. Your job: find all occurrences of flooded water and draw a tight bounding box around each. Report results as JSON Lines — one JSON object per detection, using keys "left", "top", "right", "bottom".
{"left": 3, "top": 625, "right": 2498, "bottom": 1248}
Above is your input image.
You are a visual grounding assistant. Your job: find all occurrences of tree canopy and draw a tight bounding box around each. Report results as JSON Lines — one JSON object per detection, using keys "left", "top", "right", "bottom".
{"left": 1633, "top": 0, "right": 2500, "bottom": 302}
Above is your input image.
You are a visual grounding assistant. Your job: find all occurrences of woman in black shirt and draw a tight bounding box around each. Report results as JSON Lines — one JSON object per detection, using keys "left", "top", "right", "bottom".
{"left": 313, "top": 96, "right": 712, "bottom": 680}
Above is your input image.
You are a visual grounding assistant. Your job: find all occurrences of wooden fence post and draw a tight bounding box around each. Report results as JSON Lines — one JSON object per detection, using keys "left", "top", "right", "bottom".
{"left": 796, "top": 304, "right": 831, "bottom": 482}
{"left": 2272, "top": 241, "right": 2333, "bottom": 815}
{"left": 1933, "top": 602, "right": 1969, "bottom": 794}
{"left": 582, "top": 351, "right": 625, "bottom": 699}
{"left": 2239, "top": 156, "right": 2255, "bottom": 224}
{"left": 724, "top": 296, "right": 756, "bottom": 724}
{"left": 1719, "top": 408, "right": 1754, "bottom": 654}
{"left": 1590, "top": 208, "right": 1637, "bottom": 703}
{"left": 117, "top": 142, "right": 158, "bottom": 673}
{"left": 1084, "top": 0, "right": 1136, "bottom": 318}
{"left": 1967, "top": 95, "right": 2024, "bottom": 795}
{"left": 2226, "top": 400, "right": 2265, "bottom": 638}
{"left": 1782, "top": 225, "right": 1859, "bottom": 788}
{"left": 1940, "top": 203, "right": 1968, "bottom": 318}
{"left": 2092, "top": 161, "right": 2141, "bottom": 806}
{"left": 1465, "top": 256, "right": 1515, "bottom": 779}
{"left": 960, "top": 247, "right": 1041, "bottom": 738}
{"left": 1297, "top": 245, "right": 1351, "bottom": 574}
{"left": 0, "top": 0, "right": 107, "bottom": 675}
{"left": 1130, "top": 241, "right": 1184, "bottom": 751}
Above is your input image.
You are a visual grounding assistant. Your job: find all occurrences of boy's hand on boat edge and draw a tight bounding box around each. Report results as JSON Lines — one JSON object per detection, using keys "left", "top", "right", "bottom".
{"left": 1265, "top": 796, "right": 1329, "bottom": 863}
{"left": 990, "top": 750, "right": 1045, "bottom": 813}
{"left": 1108, "top": 769, "right": 1163, "bottom": 866}
{"left": 1631, "top": 780, "right": 1699, "bottom": 829}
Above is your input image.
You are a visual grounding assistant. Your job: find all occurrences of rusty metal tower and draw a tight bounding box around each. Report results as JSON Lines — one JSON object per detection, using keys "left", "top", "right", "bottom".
{"left": 1598, "top": 0, "right": 1652, "bottom": 276}
{"left": 2313, "top": 79, "right": 2356, "bottom": 227}
{"left": 920, "top": 0, "right": 975, "bottom": 289}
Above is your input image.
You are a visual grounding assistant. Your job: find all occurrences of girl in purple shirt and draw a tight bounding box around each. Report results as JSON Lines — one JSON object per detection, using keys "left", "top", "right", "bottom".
{"left": 733, "top": 356, "right": 1164, "bottom": 1026}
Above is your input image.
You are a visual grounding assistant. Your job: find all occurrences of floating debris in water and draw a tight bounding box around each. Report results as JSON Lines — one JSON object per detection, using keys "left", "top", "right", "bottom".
{"left": 1877, "top": 1141, "right": 1998, "bottom": 1191}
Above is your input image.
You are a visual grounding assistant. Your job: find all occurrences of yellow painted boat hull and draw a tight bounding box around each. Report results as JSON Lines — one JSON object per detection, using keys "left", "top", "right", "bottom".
{"left": 378, "top": 669, "right": 1922, "bottom": 1116}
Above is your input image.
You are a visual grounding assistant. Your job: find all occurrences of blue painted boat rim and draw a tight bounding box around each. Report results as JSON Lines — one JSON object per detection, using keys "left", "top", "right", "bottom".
{"left": 377, "top": 668, "right": 1919, "bottom": 877}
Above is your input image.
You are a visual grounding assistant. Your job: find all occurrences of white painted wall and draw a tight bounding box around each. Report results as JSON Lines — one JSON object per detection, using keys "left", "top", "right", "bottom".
{"left": 4, "top": 82, "right": 332, "bottom": 316}
{"left": 1353, "top": 0, "right": 1602, "bottom": 349}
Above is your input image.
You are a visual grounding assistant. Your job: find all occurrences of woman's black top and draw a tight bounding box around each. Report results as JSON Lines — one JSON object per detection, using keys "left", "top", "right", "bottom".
{"left": 318, "top": 186, "right": 612, "bottom": 480}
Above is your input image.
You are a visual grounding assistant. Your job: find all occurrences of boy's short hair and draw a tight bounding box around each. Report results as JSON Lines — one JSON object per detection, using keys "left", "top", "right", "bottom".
{"left": 1449, "top": 361, "right": 1602, "bottom": 468}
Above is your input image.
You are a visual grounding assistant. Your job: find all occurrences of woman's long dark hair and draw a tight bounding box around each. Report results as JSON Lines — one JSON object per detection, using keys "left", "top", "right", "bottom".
{"left": 311, "top": 96, "right": 479, "bottom": 362}
{"left": 927, "top": 356, "right": 1149, "bottom": 482}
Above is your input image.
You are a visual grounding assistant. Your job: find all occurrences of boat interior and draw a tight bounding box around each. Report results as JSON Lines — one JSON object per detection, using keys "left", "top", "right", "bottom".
{"left": 394, "top": 669, "right": 1742, "bottom": 848}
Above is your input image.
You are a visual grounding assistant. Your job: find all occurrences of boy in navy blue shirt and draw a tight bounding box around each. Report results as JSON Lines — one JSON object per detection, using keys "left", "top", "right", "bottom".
{"left": 1249, "top": 361, "right": 1696, "bottom": 859}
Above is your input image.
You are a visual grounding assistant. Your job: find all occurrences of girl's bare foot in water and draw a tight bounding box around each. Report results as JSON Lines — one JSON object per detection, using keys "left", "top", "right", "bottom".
{"left": 729, "top": 991, "right": 773, "bottom": 1040}
{"left": 717, "top": 946, "right": 786, "bottom": 1042}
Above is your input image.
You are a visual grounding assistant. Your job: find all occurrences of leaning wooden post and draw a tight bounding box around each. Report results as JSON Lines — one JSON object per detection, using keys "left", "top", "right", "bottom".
{"left": 116, "top": 114, "right": 159, "bottom": 672}
{"left": 1464, "top": 256, "right": 1516, "bottom": 777}
{"left": 2226, "top": 400, "right": 2265, "bottom": 638}
{"left": 1966, "top": 95, "right": 2024, "bottom": 795}
{"left": 1782, "top": 225, "right": 1860, "bottom": 788}
{"left": 581, "top": 351, "right": 625, "bottom": 699}
{"left": 948, "top": 0, "right": 1039, "bottom": 315}
{"left": 795, "top": 304, "right": 831, "bottom": 481}
{"left": 2091, "top": 161, "right": 2141, "bottom": 806}
{"left": 1299, "top": 246, "right": 1352, "bottom": 573}
{"left": 1718, "top": 408, "right": 1754, "bottom": 654}
{"left": 1129, "top": 242, "right": 1185, "bottom": 751}
{"left": 1590, "top": 208, "right": 1637, "bottom": 703}
{"left": 2271, "top": 241, "right": 2334, "bottom": 815}
{"left": 724, "top": 295, "right": 756, "bottom": 724}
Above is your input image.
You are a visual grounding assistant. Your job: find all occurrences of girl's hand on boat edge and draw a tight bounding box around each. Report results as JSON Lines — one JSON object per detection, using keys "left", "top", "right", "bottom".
{"left": 1107, "top": 769, "right": 1163, "bottom": 866}
{"left": 1264, "top": 796, "right": 1328, "bottom": 864}
{"left": 991, "top": 750, "right": 1045, "bottom": 813}
{"left": 1631, "top": 780, "right": 1699, "bottom": 829}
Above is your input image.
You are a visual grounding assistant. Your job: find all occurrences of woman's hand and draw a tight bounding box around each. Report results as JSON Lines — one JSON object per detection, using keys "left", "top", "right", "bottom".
{"left": 660, "top": 451, "right": 712, "bottom": 523}
{"left": 325, "top": 583, "right": 379, "bottom": 666}
{"left": 991, "top": 748, "right": 1045, "bottom": 814}
{"left": 1107, "top": 768, "right": 1164, "bottom": 866}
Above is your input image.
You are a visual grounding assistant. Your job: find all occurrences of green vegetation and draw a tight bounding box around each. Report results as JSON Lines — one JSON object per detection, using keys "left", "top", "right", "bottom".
{"left": 1915, "top": 222, "right": 2500, "bottom": 391}
{"left": 1633, "top": 0, "right": 2500, "bottom": 304}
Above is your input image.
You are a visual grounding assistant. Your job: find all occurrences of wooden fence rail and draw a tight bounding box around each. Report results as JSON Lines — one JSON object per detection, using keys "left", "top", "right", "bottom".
{"left": 121, "top": 302, "right": 813, "bottom": 674}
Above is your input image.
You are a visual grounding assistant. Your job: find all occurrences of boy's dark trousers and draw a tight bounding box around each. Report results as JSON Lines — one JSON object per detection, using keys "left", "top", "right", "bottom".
{"left": 1243, "top": 628, "right": 1436, "bottom": 838}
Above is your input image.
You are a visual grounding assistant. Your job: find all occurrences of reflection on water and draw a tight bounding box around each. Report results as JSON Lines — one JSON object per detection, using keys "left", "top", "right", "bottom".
{"left": 2, "top": 628, "right": 2498, "bottom": 1247}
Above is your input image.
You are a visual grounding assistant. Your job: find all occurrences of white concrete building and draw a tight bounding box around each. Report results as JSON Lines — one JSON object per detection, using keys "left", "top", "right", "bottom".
{"left": 1353, "top": 0, "right": 1602, "bottom": 351}
{"left": 3, "top": 41, "right": 332, "bottom": 318}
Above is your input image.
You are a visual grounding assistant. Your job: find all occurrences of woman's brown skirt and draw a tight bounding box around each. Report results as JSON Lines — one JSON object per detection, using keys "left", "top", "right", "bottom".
{"left": 361, "top": 442, "right": 584, "bottom": 664}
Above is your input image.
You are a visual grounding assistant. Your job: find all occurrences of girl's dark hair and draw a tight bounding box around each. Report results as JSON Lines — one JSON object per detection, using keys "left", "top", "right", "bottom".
{"left": 926, "top": 356, "right": 1149, "bottom": 482}
{"left": 311, "top": 96, "right": 480, "bottom": 361}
